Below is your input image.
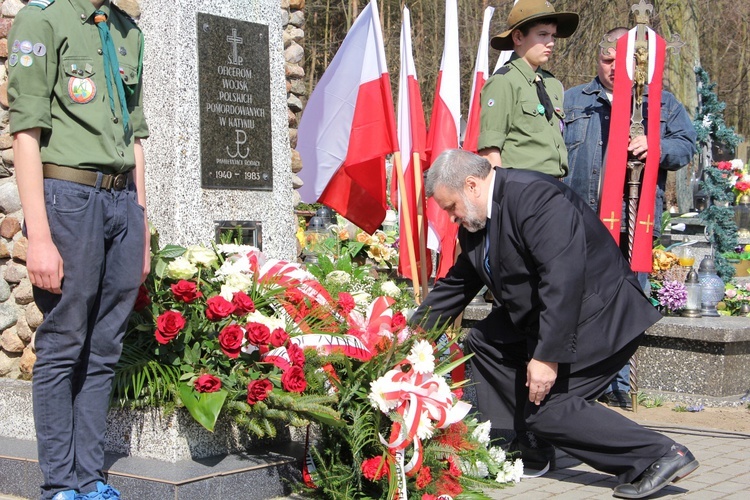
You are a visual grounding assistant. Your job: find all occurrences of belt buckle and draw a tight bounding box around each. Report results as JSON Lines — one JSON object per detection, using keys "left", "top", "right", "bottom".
{"left": 113, "top": 174, "right": 128, "bottom": 190}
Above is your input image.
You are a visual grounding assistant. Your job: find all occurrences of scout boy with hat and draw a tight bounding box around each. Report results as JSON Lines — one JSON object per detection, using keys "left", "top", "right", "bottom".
{"left": 478, "top": 0, "right": 579, "bottom": 178}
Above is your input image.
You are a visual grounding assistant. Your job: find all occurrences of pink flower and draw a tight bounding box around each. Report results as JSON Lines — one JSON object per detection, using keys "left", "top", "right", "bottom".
{"left": 218, "top": 324, "right": 244, "bottom": 358}
{"left": 232, "top": 291, "right": 255, "bottom": 315}
{"left": 717, "top": 161, "right": 733, "bottom": 171}
{"left": 171, "top": 280, "right": 202, "bottom": 303}
{"left": 194, "top": 374, "right": 222, "bottom": 393}
{"left": 155, "top": 310, "right": 186, "bottom": 344}
{"left": 269, "top": 328, "right": 289, "bottom": 347}
{"left": 206, "top": 296, "right": 236, "bottom": 321}
{"left": 245, "top": 322, "right": 271, "bottom": 345}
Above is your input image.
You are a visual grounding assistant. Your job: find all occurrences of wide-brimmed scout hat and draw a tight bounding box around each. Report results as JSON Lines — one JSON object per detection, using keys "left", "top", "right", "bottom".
{"left": 490, "top": 0, "right": 579, "bottom": 51}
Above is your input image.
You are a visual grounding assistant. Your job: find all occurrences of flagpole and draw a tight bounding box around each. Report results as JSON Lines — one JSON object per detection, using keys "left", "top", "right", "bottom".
{"left": 393, "top": 151, "right": 422, "bottom": 303}
{"left": 412, "top": 152, "right": 430, "bottom": 300}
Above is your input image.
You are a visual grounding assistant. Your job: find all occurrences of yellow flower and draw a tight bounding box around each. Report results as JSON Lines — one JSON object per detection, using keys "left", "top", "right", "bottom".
{"left": 296, "top": 226, "right": 306, "bottom": 248}
{"left": 356, "top": 231, "right": 370, "bottom": 243}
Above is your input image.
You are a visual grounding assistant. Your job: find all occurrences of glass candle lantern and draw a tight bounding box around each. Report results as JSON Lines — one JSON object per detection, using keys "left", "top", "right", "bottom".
{"left": 734, "top": 194, "right": 750, "bottom": 239}
{"left": 681, "top": 268, "right": 702, "bottom": 318}
{"left": 697, "top": 256, "right": 725, "bottom": 317}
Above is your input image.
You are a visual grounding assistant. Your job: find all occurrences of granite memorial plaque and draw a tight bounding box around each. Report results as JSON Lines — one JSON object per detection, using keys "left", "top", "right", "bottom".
{"left": 198, "top": 13, "right": 272, "bottom": 190}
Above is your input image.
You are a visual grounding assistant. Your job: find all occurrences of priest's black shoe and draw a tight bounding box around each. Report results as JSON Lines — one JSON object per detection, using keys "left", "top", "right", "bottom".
{"left": 598, "top": 390, "right": 632, "bottom": 409}
{"left": 508, "top": 431, "right": 556, "bottom": 478}
{"left": 613, "top": 444, "right": 699, "bottom": 499}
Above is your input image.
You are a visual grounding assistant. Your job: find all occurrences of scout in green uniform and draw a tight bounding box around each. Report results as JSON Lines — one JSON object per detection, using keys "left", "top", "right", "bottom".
{"left": 8, "top": 1, "right": 149, "bottom": 499}
{"left": 478, "top": 0, "right": 578, "bottom": 178}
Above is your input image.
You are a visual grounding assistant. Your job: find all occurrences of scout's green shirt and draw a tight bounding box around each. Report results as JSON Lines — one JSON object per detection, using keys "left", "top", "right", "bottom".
{"left": 477, "top": 54, "right": 567, "bottom": 178}
{"left": 8, "top": 0, "right": 149, "bottom": 174}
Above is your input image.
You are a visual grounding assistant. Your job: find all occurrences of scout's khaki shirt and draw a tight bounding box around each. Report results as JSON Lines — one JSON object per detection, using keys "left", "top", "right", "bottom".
{"left": 478, "top": 54, "right": 568, "bottom": 178}
{"left": 8, "top": 0, "right": 149, "bottom": 174}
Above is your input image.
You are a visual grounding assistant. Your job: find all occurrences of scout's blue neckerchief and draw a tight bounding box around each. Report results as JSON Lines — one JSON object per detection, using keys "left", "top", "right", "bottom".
{"left": 94, "top": 10, "right": 130, "bottom": 132}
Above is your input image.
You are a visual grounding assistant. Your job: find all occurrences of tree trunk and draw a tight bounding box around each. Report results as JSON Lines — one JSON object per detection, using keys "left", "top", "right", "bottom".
{"left": 661, "top": 0, "right": 701, "bottom": 213}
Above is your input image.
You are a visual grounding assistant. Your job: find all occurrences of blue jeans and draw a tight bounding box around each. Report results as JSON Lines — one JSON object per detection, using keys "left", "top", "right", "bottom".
{"left": 31, "top": 176, "right": 144, "bottom": 499}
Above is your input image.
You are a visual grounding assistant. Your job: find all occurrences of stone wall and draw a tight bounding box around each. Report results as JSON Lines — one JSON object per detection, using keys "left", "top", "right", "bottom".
{"left": 0, "top": 0, "right": 306, "bottom": 379}
{"left": 0, "top": 0, "right": 37, "bottom": 380}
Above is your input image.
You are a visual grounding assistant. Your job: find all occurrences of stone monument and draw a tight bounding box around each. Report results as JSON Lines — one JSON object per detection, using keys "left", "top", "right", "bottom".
{"left": 138, "top": 0, "right": 295, "bottom": 259}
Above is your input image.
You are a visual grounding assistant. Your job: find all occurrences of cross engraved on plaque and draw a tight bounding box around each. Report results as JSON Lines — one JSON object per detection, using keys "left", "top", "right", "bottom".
{"left": 226, "top": 28, "right": 244, "bottom": 65}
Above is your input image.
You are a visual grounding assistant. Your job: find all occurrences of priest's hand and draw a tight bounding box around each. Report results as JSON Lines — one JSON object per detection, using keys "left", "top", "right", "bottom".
{"left": 628, "top": 135, "right": 649, "bottom": 160}
{"left": 526, "top": 359, "right": 558, "bottom": 405}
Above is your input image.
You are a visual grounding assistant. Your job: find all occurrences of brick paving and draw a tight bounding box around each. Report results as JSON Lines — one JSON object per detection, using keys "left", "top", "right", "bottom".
{"left": 3, "top": 424, "right": 749, "bottom": 499}
{"left": 481, "top": 424, "right": 750, "bottom": 499}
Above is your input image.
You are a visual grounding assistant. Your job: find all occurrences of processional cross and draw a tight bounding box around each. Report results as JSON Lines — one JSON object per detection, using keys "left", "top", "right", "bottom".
{"left": 598, "top": 0, "right": 684, "bottom": 411}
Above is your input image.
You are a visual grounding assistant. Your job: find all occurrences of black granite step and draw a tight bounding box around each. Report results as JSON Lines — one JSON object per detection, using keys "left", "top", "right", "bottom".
{"left": 0, "top": 436, "right": 303, "bottom": 500}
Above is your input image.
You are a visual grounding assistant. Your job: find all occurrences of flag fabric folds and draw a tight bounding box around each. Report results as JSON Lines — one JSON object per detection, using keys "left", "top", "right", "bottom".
{"left": 396, "top": 6, "right": 431, "bottom": 280}
{"left": 425, "top": 0, "right": 461, "bottom": 279}
{"left": 297, "top": 0, "right": 398, "bottom": 235}
{"left": 463, "top": 6, "right": 495, "bottom": 153}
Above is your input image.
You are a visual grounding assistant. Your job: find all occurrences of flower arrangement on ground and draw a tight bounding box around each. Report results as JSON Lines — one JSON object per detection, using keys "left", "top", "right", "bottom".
{"left": 717, "top": 159, "right": 749, "bottom": 203}
{"left": 302, "top": 332, "right": 521, "bottom": 499}
{"left": 117, "top": 242, "right": 344, "bottom": 434}
{"left": 718, "top": 281, "right": 750, "bottom": 316}
{"left": 117, "top": 238, "right": 519, "bottom": 497}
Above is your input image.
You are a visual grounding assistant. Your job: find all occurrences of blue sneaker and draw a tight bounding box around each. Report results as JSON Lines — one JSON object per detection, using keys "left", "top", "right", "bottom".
{"left": 52, "top": 491, "right": 78, "bottom": 500}
{"left": 76, "top": 482, "right": 121, "bottom": 499}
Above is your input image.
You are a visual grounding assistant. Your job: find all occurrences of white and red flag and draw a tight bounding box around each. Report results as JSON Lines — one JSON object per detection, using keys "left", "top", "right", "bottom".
{"left": 396, "top": 6, "right": 430, "bottom": 280}
{"left": 297, "top": 0, "right": 398, "bottom": 235}
{"left": 425, "top": 0, "right": 461, "bottom": 279}
{"left": 463, "top": 6, "right": 495, "bottom": 153}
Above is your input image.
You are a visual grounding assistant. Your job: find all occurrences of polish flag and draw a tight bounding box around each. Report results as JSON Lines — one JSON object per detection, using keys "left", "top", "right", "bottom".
{"left": 396, "top": 6, "right": 430, "bottom": 280}
{"left": 297, "top": 0, "right": 398, "bottom": 235}
{"left": 425, "top": 0, "right": 461, "bottom": 279}
{"left": 463, "top": 6, "right": 495, "bottom": 153}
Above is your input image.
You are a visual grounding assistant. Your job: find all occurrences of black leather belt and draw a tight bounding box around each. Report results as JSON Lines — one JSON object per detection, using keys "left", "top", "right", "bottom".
{"left": 42, "top": 163, "right": 132, "bottom": 191}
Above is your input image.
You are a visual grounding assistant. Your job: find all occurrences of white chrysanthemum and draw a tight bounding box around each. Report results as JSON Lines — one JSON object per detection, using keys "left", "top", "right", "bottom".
{"left": 224, "top": 272, "right": 254, "bottom": 293}
{"left": 380, "top": 280, "right": 401, "bottom": 298}
{"left": 220, "top": 284, "right": 241, "bottom": 301}
{"left": 511, "top": 459, "right": 524, "bottom": 482}
{"left": 185, "top": 245, "right": 218, "bottom": 267}
{"left": 215, "top": 255, "right": 251, "bottom": 279}
{"left": 325, "top": 270, "right": 351, "bottom": 286}
{"left": 407, "top": 340, "right": 435, "bottom": 374}
{"left": 496, "top": 459, "right": 523, "bottom": 484}
{"left": 166, "top": 256, "right": 198, "bottom": 280}
{"left": 731, "top": 158, "right": 745, "bottom": 171}
{"left": 246, "top": 310, "right": 285, "bottom": 331}
{"left": 216, "top": 243, "right": 258, "bottom": 257}
{"left": 351, "top": 291, "right": 372, "bottom": 307}
{"left": 489, "top": 446, "right": 506, "bottom": 464}
{"left": 473, "top": 420, "right": 492, "bottom": 447}
{"left": 415, "top": 410, "right": 435, "bottom": 440}
{"left": 460, "top": 458, "right": 489, "bottom": 478}
{"left": 368, "top": 376, "right": 399, "bottom": 414}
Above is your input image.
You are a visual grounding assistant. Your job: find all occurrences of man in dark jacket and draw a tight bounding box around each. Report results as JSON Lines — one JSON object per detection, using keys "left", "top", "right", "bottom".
{"left": 413, "top": 149, "right": 698, "bottom": 499}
